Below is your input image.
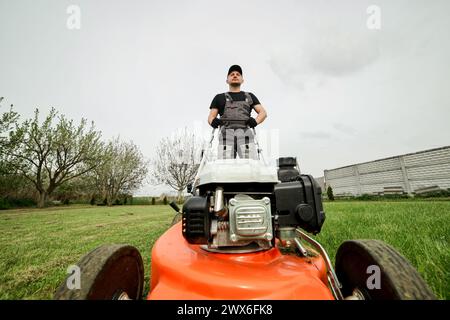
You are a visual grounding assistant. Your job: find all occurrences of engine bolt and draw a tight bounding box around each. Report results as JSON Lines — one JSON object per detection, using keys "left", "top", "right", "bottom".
{"left": 263, "top": 197, "right": 270, "bottom": 205}
{"left": 230, "top": 234, "right": 237, "bottom": 242}
{"left": 265, "top": 233, "right": 273, "bottom": 241}
{"left": 229, "top": 199, "right": 237, "bottom": 206}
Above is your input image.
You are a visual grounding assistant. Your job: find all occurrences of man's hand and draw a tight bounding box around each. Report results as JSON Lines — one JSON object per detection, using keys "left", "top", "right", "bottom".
{"left": 211, "top": 118, "right": 222, "bottom": 128}
{"left": 246, "top": 118, "right": 258, "bottom": 128}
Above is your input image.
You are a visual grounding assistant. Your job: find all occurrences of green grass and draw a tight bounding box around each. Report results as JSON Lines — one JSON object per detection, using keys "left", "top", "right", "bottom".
{"left": 0, "top": 201, "right": 448, "bottom": 300}
{"left": 0, "top": 205, "right": 173, "bottom": 300}
{"left": 316, "top": 201, "right": 450, "bottom": 300}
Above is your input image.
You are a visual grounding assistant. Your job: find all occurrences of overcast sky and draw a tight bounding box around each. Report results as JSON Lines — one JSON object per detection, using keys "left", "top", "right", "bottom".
{"left": 1, "top": 0, "right": 449, "bottom": 196}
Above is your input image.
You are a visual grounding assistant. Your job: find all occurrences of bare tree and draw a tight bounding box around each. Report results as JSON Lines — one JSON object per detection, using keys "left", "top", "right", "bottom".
{"left": 4, "top": 108, "right": 103, "bottom": 207}
{"left": 92, "top": 137, "right": 148, "bottom": 206}
{"left": 152, "top": 128, "right": 201, "bottom": 202}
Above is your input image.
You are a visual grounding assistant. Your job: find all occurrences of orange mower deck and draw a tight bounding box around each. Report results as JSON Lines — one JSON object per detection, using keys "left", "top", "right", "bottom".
{"left": 147, "top": 223, "right": 334, "bottom": 300}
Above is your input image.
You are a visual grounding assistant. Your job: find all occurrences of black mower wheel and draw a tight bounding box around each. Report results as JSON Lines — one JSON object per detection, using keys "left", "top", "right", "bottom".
{"left": 54, "top": 244, "right": 144, "bottom": 300}
{"left": 335, "top": 239, "right": 436, "bottom": 300}
{"left": 170, "top": 213, "right": 182, "bottom": 226}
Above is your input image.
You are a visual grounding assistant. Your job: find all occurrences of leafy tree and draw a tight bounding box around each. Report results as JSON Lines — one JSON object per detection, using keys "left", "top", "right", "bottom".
{"left": 0, "top": 99, "right": 19, "bottom": 176}
{"left": 0, "top": 98, "right": 19, "bottom": 144}
{"left": 92, "top": 137, "right": 148, "bottom": 206}
{"left": 52, "top": 176, "right": 97, "bottom": 204}
{"left": 3, "top": 108, "right": 103, "bottom": 207}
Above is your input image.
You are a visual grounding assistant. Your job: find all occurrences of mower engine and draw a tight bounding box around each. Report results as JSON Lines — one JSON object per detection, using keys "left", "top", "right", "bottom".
{"left": 181, "top": 157, "right": 325, "bottom": 252}
{"left": 182, "top": 192, "right": 273, "bottom": 250}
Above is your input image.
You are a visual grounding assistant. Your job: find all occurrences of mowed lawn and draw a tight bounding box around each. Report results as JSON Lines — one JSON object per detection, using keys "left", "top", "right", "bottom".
{"left": 315, "top": 201, "right": 449, "bottom": 300}
{"left": 0, "top": 205, "right": 174, "bottom": 300}
{"left": 0, "top": 201, "right": 449, "bottom": 300}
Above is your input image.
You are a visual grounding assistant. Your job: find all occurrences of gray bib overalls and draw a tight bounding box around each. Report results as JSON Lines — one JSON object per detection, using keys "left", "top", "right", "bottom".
{"left": 218, "top": 92, "right": 257, "bottom": 159}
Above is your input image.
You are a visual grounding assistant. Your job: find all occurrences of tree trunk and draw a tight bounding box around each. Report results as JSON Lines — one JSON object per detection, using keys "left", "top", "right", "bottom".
{"left": 106, "top": 192, "right": 113, "bottom": 206}
{"left": 107, "top": 190, "right": 117, "bottom": 206}
{"left": 37, "top": 191, "right": 48, "bottom": 208}
{"left": 177, "top": 190, "right": 184, "bottom": 204}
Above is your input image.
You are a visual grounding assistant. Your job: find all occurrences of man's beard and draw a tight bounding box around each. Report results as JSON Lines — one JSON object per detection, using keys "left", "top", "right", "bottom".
{"left": 229, "top": 82, "right": 241, "bottom": 88}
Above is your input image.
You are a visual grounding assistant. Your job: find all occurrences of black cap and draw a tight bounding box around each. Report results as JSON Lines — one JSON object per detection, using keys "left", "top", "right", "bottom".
{"left": 228, "top": 65, "right": 242, "bottom": 76}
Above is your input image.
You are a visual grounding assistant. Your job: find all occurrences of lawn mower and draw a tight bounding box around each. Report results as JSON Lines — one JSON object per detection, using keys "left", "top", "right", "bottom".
{"left": 54, "top": 127, "right": 436, "bottom": 300}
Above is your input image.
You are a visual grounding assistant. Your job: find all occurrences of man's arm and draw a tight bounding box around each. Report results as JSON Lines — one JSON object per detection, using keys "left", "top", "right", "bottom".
{"left": 208, "top": 108, "right": 219, "bottom": 125}
{"left": 253, "top": 104, "right": 267, "bottom": 125}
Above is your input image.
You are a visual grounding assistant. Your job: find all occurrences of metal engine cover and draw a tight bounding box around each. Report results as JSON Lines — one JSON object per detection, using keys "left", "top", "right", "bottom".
{"left": 228, "top": 194, "right": 273, "bottom": 242}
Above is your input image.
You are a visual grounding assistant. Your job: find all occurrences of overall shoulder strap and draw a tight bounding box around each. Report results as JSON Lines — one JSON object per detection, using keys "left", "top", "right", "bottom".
{"left": 224, "top": 92, "right": 233, "bottom": 102}
{"left": 244, "top": 92, "right": 253, "bottom": 105}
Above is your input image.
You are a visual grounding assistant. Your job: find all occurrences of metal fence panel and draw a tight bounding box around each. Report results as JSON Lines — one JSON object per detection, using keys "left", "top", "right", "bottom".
{"left": 324, "top": 146, "right": 450, "bottom": 196}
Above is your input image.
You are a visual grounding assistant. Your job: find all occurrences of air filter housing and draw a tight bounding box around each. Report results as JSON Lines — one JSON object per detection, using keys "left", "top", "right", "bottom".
{"left": 182, "top": 196, "right": 210, "bottom": 244}
{"left": 274, "top": 174, "right": 325, "bottom": 234}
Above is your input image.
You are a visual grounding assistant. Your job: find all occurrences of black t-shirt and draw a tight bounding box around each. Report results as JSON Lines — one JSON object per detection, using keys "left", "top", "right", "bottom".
{"left": 210, "top": 91, "right": 260, "bottom": 116}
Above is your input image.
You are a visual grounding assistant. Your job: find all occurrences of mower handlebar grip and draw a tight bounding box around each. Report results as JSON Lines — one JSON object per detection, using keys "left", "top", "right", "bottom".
{"left": 169, "top": 201, "right": 181, "bottom": 213}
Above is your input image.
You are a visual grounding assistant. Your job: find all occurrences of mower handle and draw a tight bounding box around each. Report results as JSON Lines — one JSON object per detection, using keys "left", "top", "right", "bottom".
{"left": 169, "top": 201, "right": 181, "bottom": 213}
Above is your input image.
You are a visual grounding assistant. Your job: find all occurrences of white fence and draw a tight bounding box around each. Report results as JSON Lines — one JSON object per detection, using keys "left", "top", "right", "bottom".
{"left": 324, "top": 146, "right": 450, "bottom": 196}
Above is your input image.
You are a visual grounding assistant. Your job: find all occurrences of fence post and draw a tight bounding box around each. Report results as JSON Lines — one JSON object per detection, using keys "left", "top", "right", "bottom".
{"left": 399, "top": 156, "right": 412, "bottom": 195}
{"left": 353, "top": 165, "right": 362, "bottom": 196}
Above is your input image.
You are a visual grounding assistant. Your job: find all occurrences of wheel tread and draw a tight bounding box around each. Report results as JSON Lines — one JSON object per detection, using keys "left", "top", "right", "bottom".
{"left": 336, "top": 239, "right": 436, "bottom": 300}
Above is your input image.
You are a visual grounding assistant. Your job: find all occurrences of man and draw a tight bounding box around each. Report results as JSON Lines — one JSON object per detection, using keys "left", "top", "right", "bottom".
{"left": 208, "top": 65, "right": 267, "bottom": 159}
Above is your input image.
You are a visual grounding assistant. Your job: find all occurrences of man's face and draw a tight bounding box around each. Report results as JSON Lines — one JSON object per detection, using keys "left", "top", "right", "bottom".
{"left": 227, "top": 71, "right": 244, "bottom": 87}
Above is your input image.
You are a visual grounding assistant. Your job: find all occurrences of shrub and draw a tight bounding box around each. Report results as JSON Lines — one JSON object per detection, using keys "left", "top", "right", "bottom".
{"left": 356, "top": 194, "right": 378, "bottom": 201}
{"left": 383, "top": 193, "right": 409, "bottom": 200}
{"left": 0, "top": 198, "right": 11, "bottom": 210}
{"left": 415, "top": 189, "right": 450, "bottom": 198}
{"left": 0, "top": 197, "right": 36, "bottom": 210}
{"left": 152, "top": 197, "right": 156, "bottom": 205}
{"left": 326, "top": 186, "right": 334, "bottom": 201}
